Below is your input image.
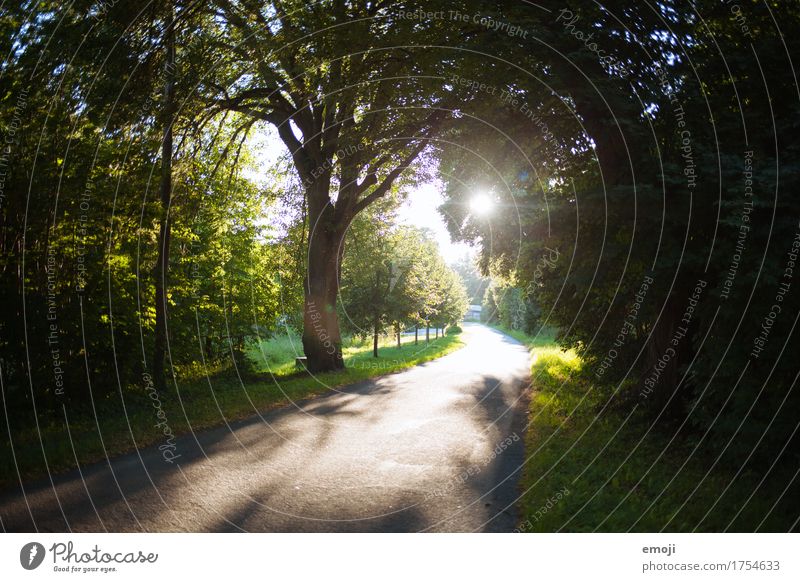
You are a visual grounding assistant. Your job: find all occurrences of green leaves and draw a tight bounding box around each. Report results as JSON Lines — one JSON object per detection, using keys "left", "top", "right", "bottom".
{"left": 340, "top": 212, "right": 467, "bottom": 350}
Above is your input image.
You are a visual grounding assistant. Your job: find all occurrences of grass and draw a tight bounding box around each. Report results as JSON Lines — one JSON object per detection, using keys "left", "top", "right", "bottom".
{"left": 246, "top": 328, "right": 446, "bottom": 376}
{"left": 499, "top": 325, "right": 798, "bottom": 532}
{"left": 0, "top": 330, "right": 464, "bottom": 490}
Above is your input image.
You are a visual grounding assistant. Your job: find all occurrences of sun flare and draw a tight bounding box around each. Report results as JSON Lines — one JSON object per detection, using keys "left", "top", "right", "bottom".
{"left": 470, "top": 193, "right": 494, "bottom": 216}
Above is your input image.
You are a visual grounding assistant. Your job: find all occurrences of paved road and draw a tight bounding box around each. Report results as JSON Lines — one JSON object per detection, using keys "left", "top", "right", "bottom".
{"left": 0, "top": 323, "right": 531, "bottom": 532}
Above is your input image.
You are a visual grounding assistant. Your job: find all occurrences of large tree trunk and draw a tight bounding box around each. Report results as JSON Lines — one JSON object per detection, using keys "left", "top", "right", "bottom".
{"left": 302, "top": 206, "right": 346, "bottom": 372}
{"left": 642, "top": 287, "right": 693, "bottom": 415}
{"left": 552, "top": 54, "right": 635, "bottom": 187}
{"left": 153, "top": 5, "right": 176, "bottom": 391}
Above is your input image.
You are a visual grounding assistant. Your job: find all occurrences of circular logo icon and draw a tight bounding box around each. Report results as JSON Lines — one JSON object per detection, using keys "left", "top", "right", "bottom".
{"left": 20, "top": 542, "right": 46, "bottom": 570}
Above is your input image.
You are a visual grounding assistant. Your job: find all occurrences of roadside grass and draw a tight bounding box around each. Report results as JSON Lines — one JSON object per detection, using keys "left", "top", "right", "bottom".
{"left": 0, "top": 331, "right": 463, "bottom": 490}
{"left": 501, "top": 326, "right": 797, "bottom": 532}
{"left": 246, "top": 328, "right": 444, "bottom": 376}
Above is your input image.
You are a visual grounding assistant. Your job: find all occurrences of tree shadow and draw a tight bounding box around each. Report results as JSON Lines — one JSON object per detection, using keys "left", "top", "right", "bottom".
{"left": 0, "top": 332, "right": 532, "bottom": 533}
{"left": 0, "top": 387, "right": 366, "bottom": 532}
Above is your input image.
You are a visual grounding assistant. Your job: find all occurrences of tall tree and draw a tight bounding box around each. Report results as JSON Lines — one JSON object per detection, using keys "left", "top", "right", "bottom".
{"left": 208, "top": 0, "right": 461, "bottom": 371}
{"left": 153, "top": 2, "right": 177, "bottom": 391}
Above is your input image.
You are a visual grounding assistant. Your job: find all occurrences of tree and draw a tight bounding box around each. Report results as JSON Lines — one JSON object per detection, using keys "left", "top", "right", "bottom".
{"left": 436, "top": 0, "right": 800, "bottom": 465}
{"left": 453, "top": 257, "right": 489, "bottom": 306}
{"left": 340, "top": 206, "right": 467, "bottom": 358}
{"left": 341, "top": 216, "right": 441, "bottom": 358}
{"left": 207, "top": 0, "right": 464, "bottom": 371}
{"left": 434, "top": 267, "right": 469, "bottom": 331}
{"left": 339, "top": 209, "right": 395, "bottom": 358}
{"left": 0, "top": 1, "right": 285, "bottom": 406}
{"left": 152, "top": 1, "right": 177, "bottom": 392}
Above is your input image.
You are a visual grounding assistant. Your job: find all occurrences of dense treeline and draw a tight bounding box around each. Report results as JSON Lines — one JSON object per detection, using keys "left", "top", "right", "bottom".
{"left": 1, "top": 0, "right": 798, "bottom": 503}
{"left": 439, "top": 0, "right": 800, "bottom": 468}
{"left": 0, "top": 2, "right": 468, "bottom": 417}
{"left": 342, "top": 210, "right": 468, "bottom": 355}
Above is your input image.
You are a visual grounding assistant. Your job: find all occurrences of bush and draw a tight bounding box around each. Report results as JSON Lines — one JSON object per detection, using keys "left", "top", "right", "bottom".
{"left": 446, "top": 325, "right": 462, "bottom": 335}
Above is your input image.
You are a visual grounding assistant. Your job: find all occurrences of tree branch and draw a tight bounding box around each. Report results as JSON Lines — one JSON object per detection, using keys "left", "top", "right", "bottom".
{"left": 353, "top": 136, "right": 429, "bottom": 215}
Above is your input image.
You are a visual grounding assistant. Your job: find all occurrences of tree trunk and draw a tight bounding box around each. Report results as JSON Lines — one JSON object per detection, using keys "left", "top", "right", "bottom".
{"left": 415, "top": 325, "right": 418, "bottom": 345}
{"left": 553, "top": 55, "right": 635, "bottom": 187}
{"left": 396, "top": 325, "right": 401, "bottom": 349}
{"left": 302, "top": 209, "right": 346, "bottom": 372}
{"left": 642, "top": 290, "right": 689, "bottom": 414}
{"left": 435, "top": 326, "right": 439, "bottom": 339}
{"left": 373, "top": 317, "right": 379, "bottom": 358}
{"left": 425, "top": 321, "right": 430, "bottom": 343}
{"left": 153, "top": 5, "right": 176, "bottom": 392}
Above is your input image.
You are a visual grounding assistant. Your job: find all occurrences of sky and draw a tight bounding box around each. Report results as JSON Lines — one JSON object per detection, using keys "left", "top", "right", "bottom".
{"left": 394, "top": 180, "right": 474, "bottom": 265}
{"left": 247, "top": 125, "right": 475, "bottom": 265}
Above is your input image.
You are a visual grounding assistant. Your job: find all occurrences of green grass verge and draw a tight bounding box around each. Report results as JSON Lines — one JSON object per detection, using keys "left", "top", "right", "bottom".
{"left": 245, "top": 328, "right": 447, "bottom": 376}
{"left": 0, "top": 332, "right": 463, "bottom": 490}
{"left": 497, "top": 326, "right": 796, "bottom": 532}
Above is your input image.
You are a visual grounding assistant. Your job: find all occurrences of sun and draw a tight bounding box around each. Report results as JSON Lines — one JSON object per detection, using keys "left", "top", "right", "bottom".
{"left": 470, "top": 193, "right": 494, "bottom": 216}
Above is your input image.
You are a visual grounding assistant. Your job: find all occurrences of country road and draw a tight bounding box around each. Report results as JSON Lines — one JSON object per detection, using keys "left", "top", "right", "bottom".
{"left": 0, "top": 323, "right": 531, "bottom": 532}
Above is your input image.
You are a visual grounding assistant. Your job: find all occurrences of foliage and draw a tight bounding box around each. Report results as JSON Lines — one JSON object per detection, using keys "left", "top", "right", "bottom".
{"left": 437, "top": 0, "right": 800, "bottom": 468}
{"left": 482, "top": 280, "right": 539, "bottom": 335}
{"left": 452, "top": 257, "right": 489, "bottom": 305}
{"left": 340, "top": 210, "right": 468, "bottom": 355}
{"left": 508, "top": 328, "right": 798, "bottom": 532}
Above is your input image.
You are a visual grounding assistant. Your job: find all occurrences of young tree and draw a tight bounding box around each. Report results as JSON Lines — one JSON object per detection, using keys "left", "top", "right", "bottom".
{"left": 341, "top": 218, "right": 430, "bottom": 358}
{"left": 435, "top": 268, "right": 469, "bottom": 330}
{"left": 339, "top": 213, "right": 394, "bottom": 358}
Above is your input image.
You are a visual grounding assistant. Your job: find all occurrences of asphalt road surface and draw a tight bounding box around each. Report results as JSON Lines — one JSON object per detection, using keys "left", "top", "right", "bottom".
{"left": 0, "top": 323, "right": 531, "bottom": 532}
